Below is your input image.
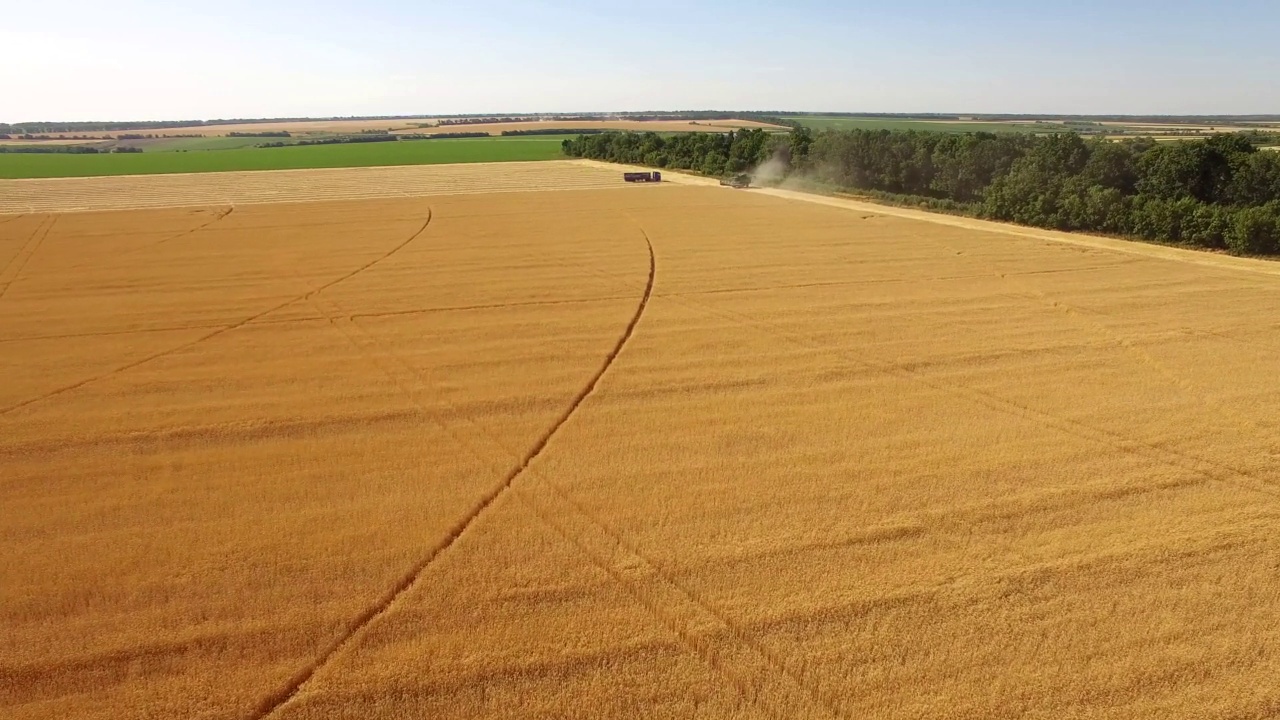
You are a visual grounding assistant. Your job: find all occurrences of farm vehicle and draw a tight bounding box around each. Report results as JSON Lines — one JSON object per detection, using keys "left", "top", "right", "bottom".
{"left": 624, "top": 171, "right": 662, "bottom": 182}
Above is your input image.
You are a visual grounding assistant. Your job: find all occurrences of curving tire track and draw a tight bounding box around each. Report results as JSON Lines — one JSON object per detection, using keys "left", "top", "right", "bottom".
{"left": 512, "top": 479, "right": 843, "bottom": 720}
{"left": 0, "top": 216, "right": 57, "bottom": 302}
{"left": 0, "top": 212, "right": 431, "bottom": 417}
{"left": 252, "top": 224, "right": 656, "bottom": 720}
{"left": 282, "top": 221, "right": 838, "bottom": 718}
{"left": 0, "top": 217, "right": 45, "bottom": 282}
{"left": 153, "top": 205, "right": 235, "bottom": 248}
{"left": 72, "top": 206, "right": 240, "bottom": 275}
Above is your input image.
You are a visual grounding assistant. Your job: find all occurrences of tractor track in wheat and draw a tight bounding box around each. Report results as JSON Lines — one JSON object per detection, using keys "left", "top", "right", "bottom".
{"left": 286, "top": 229, "right": 832, "bottom": 717}
{"left": 0, "top": 213, "right": 430, "bottom": 417}
{"left": 251, "top": 223, "right": 655, "bottom": 719}
{"left": 0, "top": 216, "right": 57, "bottom": 302}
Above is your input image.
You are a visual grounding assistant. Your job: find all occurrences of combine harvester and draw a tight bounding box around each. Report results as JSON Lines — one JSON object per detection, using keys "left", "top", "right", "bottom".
{"left": 623, "top": 171, "right": 662, "bottom": 183}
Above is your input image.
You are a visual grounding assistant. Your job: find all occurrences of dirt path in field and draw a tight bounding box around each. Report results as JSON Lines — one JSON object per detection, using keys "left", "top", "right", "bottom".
{"left": 0, "top": 217, "right": 58, "bottom": 302}
{"left": 0, "top": 161, "right": 630, "bottom": 214}
{"left": 575, "top": 159, "right": 1280, "bottom": 279}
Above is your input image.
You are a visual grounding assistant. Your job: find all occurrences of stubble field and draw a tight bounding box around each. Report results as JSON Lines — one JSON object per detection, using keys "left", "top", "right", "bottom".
{"left": 3, "top": 162, "right": 1280, "bottom": 720}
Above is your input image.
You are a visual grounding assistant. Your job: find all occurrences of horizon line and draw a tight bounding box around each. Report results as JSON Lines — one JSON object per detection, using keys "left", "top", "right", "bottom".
{"left": 6, "top": 111, "right": 1280, "bottom": 126}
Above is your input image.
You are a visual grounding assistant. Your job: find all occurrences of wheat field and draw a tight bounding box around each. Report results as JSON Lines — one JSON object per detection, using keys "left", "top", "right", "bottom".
{"left": 2, "top": 163, "right": 1279, "bottom": 719}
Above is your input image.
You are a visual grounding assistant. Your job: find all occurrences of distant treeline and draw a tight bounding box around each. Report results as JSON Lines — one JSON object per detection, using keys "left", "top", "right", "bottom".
{"left": 4, "top": 133, "right": 110, "bottom": 141}
{"left": 500, "top": 129, "right": 607, "bottom": 136}
{"left": 115, "top": 133, "right": 201, "bottom": 140}
{"left": 0, "top": 146, "right": 105, "bottom": 154}
{"left": 228, "top": 131, "right": 291, "bottom": 138}
{"left": 255, "top": 132, "right": 501, "bottom": 148}
{"left": 0, "top": 145, "right": 142, "bottom": 154}
{"left": 433, "top": 114, "right": 763, "bottom": 126}
{"left": 257, "top": 134, "right": 398, "bottom": 148}
{"left": 437, "top": 116, "right": 534, "bottom": 126}
{"left": 401, "top": 132, "right": 490, "bottom": 140}
{"left": 564, "top": 128, "right": 1280, "bottom": 255}
{"left": 300, "top": 135, "right": 396, "bottom": 145}
{"left": 601, "top": 112, "right": 801, "bottom": 128}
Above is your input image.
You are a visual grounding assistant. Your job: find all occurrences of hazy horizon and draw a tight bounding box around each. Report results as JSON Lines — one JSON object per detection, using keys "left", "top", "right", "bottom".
{"left": 6, "top": 110, "right": 1280, "bottom": 126}
{"left": 4, "top": 0, "right": 1278, "bottom": 124}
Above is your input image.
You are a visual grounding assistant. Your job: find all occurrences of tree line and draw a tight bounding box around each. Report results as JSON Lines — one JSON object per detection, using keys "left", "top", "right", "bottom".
{"left": 0, "top": 145, "right": 141, "bottom": 154}
{"left": 257, "top": 134, "right": 398, "bottom": 148}
{"left": 501, "top": 128, "right": 607, "bottom": 136}
{"left": 563, "top": 128, "right": 1280, "bottom": 255}
{"left": 254, "top": 132, "right": 497, "bottom": 148}
{"left": 399, "top": 132, "right": 490, "bottom": 140}
{"left": 562, "top": 128, "right": 783, "bottom": 176}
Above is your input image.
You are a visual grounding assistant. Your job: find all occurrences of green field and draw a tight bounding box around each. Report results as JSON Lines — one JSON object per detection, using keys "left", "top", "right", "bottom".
{"left": 0, "top": 137, "right": 569, "bottom": 179}
{"left": 129, "top": 136, "right": 287, "bottom": 152}
{"left": 785, "top": 116, "right": 1056, "bottom": 133}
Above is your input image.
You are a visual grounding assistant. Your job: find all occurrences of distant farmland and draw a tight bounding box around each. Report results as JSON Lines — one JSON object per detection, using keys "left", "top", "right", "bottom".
{"left": 786, "top": 115, "right": 1280, "bottom": 138}
{"left": 8, "top": 117, "right": 787, "bottom": 140}
{"left": 0, "top": 136, "right": 567, "bottom": 179}
{"left": 785, "top": 116, "right": 1052, "bottom": 133}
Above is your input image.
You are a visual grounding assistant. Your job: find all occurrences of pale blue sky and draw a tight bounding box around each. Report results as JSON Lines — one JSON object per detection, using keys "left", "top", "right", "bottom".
{"left": 2, "top": 0, "right": 1277, "bottom": 121}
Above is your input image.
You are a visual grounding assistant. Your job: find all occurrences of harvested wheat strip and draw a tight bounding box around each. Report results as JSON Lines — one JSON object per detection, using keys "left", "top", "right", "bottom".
{"left": 0, "top": 161, "right": 642, "bottom": 214}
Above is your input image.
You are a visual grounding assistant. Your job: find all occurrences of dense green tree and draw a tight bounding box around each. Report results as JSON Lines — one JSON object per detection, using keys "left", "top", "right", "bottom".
{"left": 1138, "top": 136, "right": 1256, "bottom": 203}
{"left": 1183, "top": 203, "right": 1232, "bottom": 249}
{"left": 788, "top": 126, "right": 813, "bottom": 167}
{"left": 1226, "top": 203, "right": 1280, "bottom": 254}
{"left": 1080, "top": 139, "right": 1140, "bottom": 193}
{"left": 564, "top": 128, "right": 1280, "bottom": 255}
{"left": 1224, "top": 151, "right": 1280, "bottom": 206}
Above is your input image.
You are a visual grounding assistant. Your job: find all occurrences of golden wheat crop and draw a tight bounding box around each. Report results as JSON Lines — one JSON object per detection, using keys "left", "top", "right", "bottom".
{"left": 2, "top": 163, "right": 1279, "bottom": 720}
